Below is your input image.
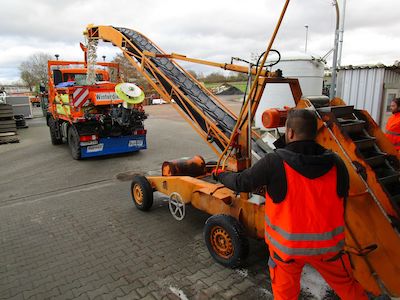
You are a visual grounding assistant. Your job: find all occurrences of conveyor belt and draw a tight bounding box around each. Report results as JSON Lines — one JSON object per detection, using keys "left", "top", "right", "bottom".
{"left": 315, "top": 102, "right": 400, "bottom": 220}
{"left": 116, "top": 27, "right": 267, "bottom": 157}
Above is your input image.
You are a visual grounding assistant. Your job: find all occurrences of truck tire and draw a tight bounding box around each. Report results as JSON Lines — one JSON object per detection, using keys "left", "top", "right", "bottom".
{"left": 131, "top": 176, "right": 153, "bottom": 211}
{"left": 68, "top": 125, "right": 81, "bottom": 160}
{"left": 48, "top": 116, "right": 62, "bottom": 145}
{"left": 204, "top": 214, "right": 249, "bottom": 268}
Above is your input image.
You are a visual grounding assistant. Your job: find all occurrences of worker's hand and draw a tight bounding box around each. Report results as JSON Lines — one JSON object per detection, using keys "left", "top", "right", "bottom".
{"left": 212, "top": 168, "right": 224, "bottom": 181}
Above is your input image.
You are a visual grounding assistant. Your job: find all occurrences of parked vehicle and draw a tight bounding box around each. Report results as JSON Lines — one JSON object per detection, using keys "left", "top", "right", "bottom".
{"left": 46, "top": 45, "right": 147, "bottom": 159}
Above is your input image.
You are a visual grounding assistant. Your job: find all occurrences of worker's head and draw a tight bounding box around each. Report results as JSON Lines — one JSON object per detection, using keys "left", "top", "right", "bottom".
{"left": 390, "top": 98, "right": 400, "bottom": 114}
{"left": 285, "top": 109, "right": 317, "bottom": 144}
{"left": 67, "top": 74, "right": 75, "bottom": 82}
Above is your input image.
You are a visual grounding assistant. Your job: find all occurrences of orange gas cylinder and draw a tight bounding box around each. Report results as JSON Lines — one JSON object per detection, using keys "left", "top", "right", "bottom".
{"left": 262, "top": 108, "right": 288, "bottom": 128}
{"left": 162, "top": 155, "right": 206, "bottom": 177}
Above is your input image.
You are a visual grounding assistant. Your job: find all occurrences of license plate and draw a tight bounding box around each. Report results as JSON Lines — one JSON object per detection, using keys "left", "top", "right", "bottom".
{"left": 128, "top": 140, "right": 144, "bottom": 147}
{"left": 87, "top": 143, "right": 104, "bottom": 152}
{"left": 80, "top": 140, "right": 99, "bottom": 146}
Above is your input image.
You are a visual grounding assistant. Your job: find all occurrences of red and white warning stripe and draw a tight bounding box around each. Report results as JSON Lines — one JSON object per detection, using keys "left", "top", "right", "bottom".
{"left": 72, "top": 87, "right": 90, "bottom": 107}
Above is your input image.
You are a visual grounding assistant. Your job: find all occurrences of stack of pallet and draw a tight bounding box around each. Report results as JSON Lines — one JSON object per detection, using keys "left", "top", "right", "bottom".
{"left": 0, "top": 104, "right": 19, "bottom": 144}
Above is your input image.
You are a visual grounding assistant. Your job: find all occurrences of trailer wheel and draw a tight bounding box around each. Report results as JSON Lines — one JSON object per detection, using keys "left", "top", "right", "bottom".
{"left": 204, "top": 214, "right": 249, "bottom": 268}
{"left": 68, "top": 126, "right": 81, "bottom": 160}
{"left": 48, "top": 116, "right": 62, "bottom": 145}
{"left": 131, "top": 176, "right": 153, "bottom": 211}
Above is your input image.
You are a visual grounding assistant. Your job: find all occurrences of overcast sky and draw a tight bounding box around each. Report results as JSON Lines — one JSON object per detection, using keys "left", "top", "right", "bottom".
{"left": 0, "top": 0, "right": 399, "bottom": 84}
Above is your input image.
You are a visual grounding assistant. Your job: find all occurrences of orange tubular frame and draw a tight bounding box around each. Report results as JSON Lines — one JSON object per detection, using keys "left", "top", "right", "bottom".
{"left": 83, "top": 0, "right": 400, "bottom": 296}
{"left": 84, "top": 5, "right": 300, "bottom": 172}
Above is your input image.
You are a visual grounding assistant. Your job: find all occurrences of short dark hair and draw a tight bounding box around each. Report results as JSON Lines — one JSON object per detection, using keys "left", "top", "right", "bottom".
{"left": 286, "top": 109, "right": 317, "bottom": 140}
{"left": 392, "top": 97, "right": 400, "bottom": 107}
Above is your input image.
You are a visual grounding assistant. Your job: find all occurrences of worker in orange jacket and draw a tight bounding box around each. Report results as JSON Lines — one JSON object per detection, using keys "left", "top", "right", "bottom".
{"left": 215, "top": 109, "right": 368, "bottom": 300}
{"left": 385, "top": 97, "right": 400, "bottom": 151}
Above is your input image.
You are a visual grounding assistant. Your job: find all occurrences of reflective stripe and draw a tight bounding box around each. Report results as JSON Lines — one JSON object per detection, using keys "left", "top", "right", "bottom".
{"left": 265, "top": 231, "right": 345, "bottom": 256}
{"left": 265, "top": 215, "right": 344, "bottom": 241}
{"left": 386, "top": 130, "right": 400, "bottom": 136}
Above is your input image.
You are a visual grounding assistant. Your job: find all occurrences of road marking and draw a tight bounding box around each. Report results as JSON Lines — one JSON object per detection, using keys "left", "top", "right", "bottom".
{"left": 235, "top": 268, "right": 248, "bottom": 277}
{"left": 169, "top": 286, "right": 189, "bottom": 300}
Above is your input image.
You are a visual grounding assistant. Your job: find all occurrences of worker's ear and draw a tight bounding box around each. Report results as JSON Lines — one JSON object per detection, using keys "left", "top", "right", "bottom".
{"left": 286, "top": 127, "right": 295, "bottom": 142}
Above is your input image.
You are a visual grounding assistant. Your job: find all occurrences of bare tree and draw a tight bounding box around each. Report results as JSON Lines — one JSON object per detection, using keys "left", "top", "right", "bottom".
{"left": 20, "top": 70, "right": 36, "bottom": 91}
{"left": 19, "top": 53, "right": 52, "bottom": 91}
{"left": 187, "top": 70, "right": 198, "bottom": 79}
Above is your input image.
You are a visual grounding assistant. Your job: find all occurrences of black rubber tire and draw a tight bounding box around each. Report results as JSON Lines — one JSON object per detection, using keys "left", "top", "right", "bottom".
{"left": 48, "top": 116, "right": 63, "bottom": 145}
{"left": 204, "top": 214, "right": 249, "bottom": 268}
{"left": 130, "top": 176, "right": 153, "bottom": 211}
{"left": 68, "top": 126, "right": 81, "bottom": 160}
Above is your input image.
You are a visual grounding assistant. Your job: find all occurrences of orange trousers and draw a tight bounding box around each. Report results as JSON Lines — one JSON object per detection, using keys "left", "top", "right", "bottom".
{"left": 268, "top": 253, "right": 368, "bottom": 300}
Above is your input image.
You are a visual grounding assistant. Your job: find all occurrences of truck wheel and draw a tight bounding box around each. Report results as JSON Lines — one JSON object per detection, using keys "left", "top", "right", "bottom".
{"left": 68, "top": 126, "right": 81, "bottom": 160}
{"left": 131, "top": 176, "right": 153, "bottom": 211}
{"left": 48, "top": 116, "right": 62, "bottom": 145}
{"left": 204, "top": 214, "right": 249, "bottom": 268}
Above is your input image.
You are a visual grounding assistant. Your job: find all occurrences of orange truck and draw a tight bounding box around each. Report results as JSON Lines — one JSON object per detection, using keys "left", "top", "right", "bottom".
{"left": 29, "top": 96, "right": 40, "bottom": 107}
{"left": 46, "top": 47, "right": 147, "bottom": 159}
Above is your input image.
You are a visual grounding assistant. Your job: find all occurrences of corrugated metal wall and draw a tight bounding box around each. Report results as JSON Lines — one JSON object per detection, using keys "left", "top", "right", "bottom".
{"left": 336, "top": 68, "right": 385, "bottom": 121}
{"left": 384, "top": 70, "right": 400, "bottom": 89}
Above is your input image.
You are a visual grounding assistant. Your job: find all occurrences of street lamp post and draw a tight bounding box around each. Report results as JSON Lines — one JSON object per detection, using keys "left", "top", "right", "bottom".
{"left": 330, "top": 1, "right": 340, "bottom": 99}
{"left": 338, "top": 0, "right": 346, "bottom": 67}
{"left": 304, "top": 25, "right": 309, "bottom": 53}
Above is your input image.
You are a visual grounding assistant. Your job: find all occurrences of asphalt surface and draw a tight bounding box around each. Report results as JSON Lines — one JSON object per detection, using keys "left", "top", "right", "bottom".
{"left": 0, "top": 104, "right": 330, "bottom": 299}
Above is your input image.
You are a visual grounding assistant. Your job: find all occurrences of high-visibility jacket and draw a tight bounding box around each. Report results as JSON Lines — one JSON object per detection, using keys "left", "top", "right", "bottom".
{"left": 385, "top": 112, "right": 400, "bottom": 151}
{"left": 265, "top": 161, "right": 345, "bottom": 261}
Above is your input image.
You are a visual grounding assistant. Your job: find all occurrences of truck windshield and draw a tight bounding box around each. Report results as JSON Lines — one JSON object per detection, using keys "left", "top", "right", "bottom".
{"left": 64, "top": 73, "right": 104, "bottom": 85}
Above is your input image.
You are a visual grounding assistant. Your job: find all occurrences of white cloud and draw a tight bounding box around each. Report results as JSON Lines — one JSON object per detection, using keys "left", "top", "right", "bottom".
{"left": 0, "top": 0, "right": 399, "bottom": 83}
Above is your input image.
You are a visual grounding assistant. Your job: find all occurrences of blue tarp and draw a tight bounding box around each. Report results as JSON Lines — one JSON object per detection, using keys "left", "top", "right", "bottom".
{"left": 56, "top": 81, "right": 75, "bottom": 88}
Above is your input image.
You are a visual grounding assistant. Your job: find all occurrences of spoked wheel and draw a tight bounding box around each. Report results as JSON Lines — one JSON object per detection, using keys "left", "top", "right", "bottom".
{"left": 131, "top": 176, "right": 153, "bottom": 211}
{"left": 168, "top": 192, "right": 185, "bottom": 221}
{"left": 204, "top": 214, "right": 249, "bottom": 268}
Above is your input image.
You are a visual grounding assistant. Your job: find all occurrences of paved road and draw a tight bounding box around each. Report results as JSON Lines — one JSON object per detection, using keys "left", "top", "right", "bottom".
{"left": 0, "top": 104, "right": 328, "bottom": 299}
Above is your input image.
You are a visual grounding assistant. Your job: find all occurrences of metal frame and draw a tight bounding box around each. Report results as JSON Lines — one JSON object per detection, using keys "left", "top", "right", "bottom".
{"left": 84, "top": 0, "right": 400, "bottom": 296}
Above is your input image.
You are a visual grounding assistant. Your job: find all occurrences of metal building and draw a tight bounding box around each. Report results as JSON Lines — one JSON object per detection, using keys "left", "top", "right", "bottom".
{"left": 336, "top": 64, "right": 400, "bottom": 128}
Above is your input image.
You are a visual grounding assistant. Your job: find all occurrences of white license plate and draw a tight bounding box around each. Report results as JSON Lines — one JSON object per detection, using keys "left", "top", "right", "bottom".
{"left": 86, "top": 143, "right": 104, "bottom": 153}
{"left": 128, "top": 140, "right": 144, "bottom": 147}
{"left": 80, "top": 140, "right": 98, "bottom": 146}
